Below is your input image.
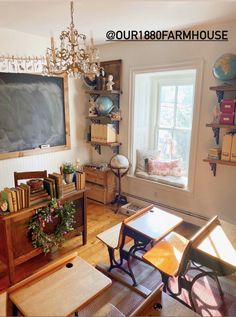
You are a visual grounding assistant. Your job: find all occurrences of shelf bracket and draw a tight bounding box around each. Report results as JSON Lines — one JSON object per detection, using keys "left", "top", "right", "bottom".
{"left": 212, "top": 127, "right": 220, "bottom": 145}
{"left": 94, "top": 144, "right": 101, "bottom": 155}
{"left": 216, "top": 90, "right": 224, "bottom": 103}
{"left": 209, "top": 162, "right": 217, "bottom": 176}
{"left": 112, "top": 146, "right": 120, "bottom": 154}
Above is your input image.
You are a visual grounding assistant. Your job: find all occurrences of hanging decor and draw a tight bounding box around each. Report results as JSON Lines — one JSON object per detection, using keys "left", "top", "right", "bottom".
{"left": 43, "top": 1, "right": 100, "bottom": 78}
{"left": 0, "top": 55, "right": 44, "bottom": 73}
{"left": 28, "top": 198, "right": 75, "bottom": 254}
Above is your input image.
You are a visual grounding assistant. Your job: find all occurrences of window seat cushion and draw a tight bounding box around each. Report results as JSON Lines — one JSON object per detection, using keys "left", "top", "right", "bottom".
{"left": 135, "top": 171, "right": 187, "bottom": 188}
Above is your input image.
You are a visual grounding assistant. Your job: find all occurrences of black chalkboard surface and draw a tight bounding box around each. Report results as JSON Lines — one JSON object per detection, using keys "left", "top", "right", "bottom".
{"left": 0, "top": 72, "right": 70, "bottom": 159}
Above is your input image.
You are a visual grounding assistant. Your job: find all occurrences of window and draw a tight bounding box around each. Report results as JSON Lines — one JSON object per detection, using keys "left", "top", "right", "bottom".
{"left": 131, "top": 65, "right": 201, "bottom": 190}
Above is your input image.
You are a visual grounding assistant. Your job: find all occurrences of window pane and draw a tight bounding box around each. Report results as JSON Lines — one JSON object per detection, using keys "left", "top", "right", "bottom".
{"left": 160, "top": 86, "right": 175, "bottom": 103}
{"left": 176, "top": 85, "right": 194, "bottom": 128}
{"left": 159, "top": 103, "right": 174, "bottom": 128}
{"left": 157, "top": 129, "right": 173, "bottom": 161}
{"left": 172, "top": 130, "right": 191, "bottom": 175}
{"left": 159, "top": 86, "right": 175, "bottom": 128}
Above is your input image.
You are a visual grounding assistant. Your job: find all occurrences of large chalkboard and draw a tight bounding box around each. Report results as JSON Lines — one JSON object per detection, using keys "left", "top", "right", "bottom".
{"left": 0, "top": 72, "right": 70, "bottom": 159}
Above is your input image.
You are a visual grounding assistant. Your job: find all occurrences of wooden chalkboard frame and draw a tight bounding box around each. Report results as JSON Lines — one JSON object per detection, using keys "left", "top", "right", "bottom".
{"left": 0, "top": 73, "right": 70, "bottom": 160}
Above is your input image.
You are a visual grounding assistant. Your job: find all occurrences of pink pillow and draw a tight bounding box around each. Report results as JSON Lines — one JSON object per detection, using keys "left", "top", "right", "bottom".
{"left": 147, "top": 159, "right": 182, "bottom": 177}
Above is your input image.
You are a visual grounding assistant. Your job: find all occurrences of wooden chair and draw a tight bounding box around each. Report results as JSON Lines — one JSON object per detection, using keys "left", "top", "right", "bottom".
{"left": 143, "top": 215, "right": 221, "bottom": 310}
{"left": 14, "top": 170, "right": 47, "bottom": 187}
{"left": 97, "top": 205, "right": 153, "bottom": 285}
{"left": 0, "top": 291, "right": 7, "bottom": 317}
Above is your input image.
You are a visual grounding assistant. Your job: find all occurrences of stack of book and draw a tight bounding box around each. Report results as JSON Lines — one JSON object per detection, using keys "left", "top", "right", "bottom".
{"left": 47, "top": 173, "right": 63, "bottom": 198}
{"left": 208, "top": 148, "right": 222, "bottom": 160}
{"left": 91, "top": 123, "right": 117, "bottom": 143}
{"left": 62, "top": 182, "right": 76, "bottom": 196}
{"left": 29, "top": 189, "right": 50, "bottom": 207}
{"left": 75, "top": 172, "right": 85, "bottom": 190}
{"left": 0, "top": 181, "right": 50, "bottom": 212}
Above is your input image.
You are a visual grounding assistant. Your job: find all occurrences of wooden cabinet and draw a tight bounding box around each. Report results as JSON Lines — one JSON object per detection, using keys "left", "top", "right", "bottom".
{"left": 204, "top": 85, "right": 236, "bottom": 176}
{"left": 84, "top": 167, "right": 116, "bottom": 204}
{"left": 0, "top": 189, "right": 87, "bottom": 285}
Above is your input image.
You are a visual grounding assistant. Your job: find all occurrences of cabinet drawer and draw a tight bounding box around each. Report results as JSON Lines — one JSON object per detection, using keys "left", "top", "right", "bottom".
{"left": 86, "top": 183, "right": 115, "bottom": 204}
{"left": 84, "top": 168, "right": 115, "bottom": 187}
{"left": 85, "top": 169, "right": 105, "bottom": 186}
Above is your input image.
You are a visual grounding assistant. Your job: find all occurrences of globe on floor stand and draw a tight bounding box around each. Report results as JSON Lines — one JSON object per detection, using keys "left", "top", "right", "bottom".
{"left": 109, "top": 154, "right": 131, "bottom": 213}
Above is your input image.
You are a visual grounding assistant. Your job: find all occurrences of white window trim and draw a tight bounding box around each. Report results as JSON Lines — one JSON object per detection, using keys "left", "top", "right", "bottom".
{"left": 128, "top": 59, "right": 204, "bottom": 194}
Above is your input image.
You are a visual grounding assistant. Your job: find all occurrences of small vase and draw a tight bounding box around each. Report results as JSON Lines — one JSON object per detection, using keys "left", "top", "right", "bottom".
{"left": 64, "top": 173, "right": 73, "bottom": 184}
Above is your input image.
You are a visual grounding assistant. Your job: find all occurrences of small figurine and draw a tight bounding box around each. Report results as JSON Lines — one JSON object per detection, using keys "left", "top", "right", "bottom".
{"left": 106, "top": 74, "right": 114, "bottom": 91}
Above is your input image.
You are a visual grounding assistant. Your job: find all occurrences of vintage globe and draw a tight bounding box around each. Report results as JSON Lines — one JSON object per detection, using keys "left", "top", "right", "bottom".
{"left": 96, "top": 96, "right": 114, "bottom": 116}
{"left": 110, "top": 154, "right": 129, "bottom": 170}
{"left": 213, "top": 53, "right": 236, "bottom": 81}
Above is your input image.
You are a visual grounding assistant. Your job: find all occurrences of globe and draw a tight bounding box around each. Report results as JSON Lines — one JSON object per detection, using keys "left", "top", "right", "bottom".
{"left": 213, "top": 53, "right": 236, "bottom": 81}
{"left": 96, "top": 96, "right": 114, "bottom": 116}
{"left": 110, "top": 154, "right": 130, "bottom": 212}
{"left": 110, "top": 154, "right": 129, "bottom": 173}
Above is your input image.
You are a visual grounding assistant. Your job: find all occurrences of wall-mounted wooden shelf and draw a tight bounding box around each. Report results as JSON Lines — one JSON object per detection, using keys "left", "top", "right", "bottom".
{"left": 88, "top": 141, "right": 122, "bottom": 155}
{"left": 203, "top": 158, "right": 236, "bottom": 176}
{"left": 85, "top": 90, "right": 122, "bottom": 95}
{"left": 206, "top": 123, "right": 236, "bottom": 145}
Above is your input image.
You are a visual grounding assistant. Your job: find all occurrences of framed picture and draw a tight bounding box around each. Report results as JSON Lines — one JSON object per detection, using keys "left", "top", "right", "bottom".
{"left": 100, "top": 59, "right": 122, "bottom": 91}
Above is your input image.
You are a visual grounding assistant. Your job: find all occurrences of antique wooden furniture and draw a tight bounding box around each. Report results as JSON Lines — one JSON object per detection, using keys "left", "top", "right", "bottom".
{"left": 97, "top": 206, "right": 183, "bottom": 294}
{"left": 84, "top": 167, "right": 116, "bottom": 204}
{"left": 0, "top": 291, "right": 7, "bottom": 317}
{"left": 143, "top": 216, "right": 230, "bottom": 310}
{"left": 8, "top": 252, "right": 111, "bottom": 316}
{"left": 14, "top": 170, "right": 47, "bottom": 187}
{"left": 0, "top": 189, "right": 87, "bottom": 285}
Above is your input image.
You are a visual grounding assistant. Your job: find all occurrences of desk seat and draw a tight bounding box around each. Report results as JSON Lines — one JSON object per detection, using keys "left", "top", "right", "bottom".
{"left": 143, "top": 232, "right": 189, "bottom": 277}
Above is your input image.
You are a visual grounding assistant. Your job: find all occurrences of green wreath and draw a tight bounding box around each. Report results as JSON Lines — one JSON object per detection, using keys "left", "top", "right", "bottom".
{"left": 28, "top": 198, "right": 75, "bottom": 254}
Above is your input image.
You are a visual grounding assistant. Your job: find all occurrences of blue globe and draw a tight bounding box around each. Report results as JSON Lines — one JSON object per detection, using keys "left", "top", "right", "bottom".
{"left": 213, "top": 53, "right": 236, "bottom": 81}
{"left": 96, "top": 96, "right": 113, "bottom": 116}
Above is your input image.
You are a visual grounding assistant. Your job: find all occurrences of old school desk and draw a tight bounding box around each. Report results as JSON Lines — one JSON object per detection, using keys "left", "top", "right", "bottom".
{"left": 98, "top": 207, "right": 183, "bottom": 295}
{"left": 9, "top": 255, "right": 112, "bottom": 316}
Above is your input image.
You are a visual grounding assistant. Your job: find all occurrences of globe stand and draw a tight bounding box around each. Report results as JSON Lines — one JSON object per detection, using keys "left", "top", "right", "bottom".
{"left": 109, "top": 154, "right": 131, "bottom": 213}
{"left": 111, "top": 167, "right": 129, "bottom": 213}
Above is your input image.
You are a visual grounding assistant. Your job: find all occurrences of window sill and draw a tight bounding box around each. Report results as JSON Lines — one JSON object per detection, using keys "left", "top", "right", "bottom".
{"left": 127, "top": 173, "right": 193, "bottom": 196}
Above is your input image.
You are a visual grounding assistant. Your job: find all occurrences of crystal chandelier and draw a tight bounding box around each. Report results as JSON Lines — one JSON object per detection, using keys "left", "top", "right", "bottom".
{"left": 43, "top": 1, "right": 100, "bottom": 78}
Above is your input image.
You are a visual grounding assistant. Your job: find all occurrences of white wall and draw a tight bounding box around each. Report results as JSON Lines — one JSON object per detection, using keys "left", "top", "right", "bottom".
{"left": 0, "top": 28, "right": 91, "bottom": 188}
{"left": 93, "top": 19, "right": 236, "bottom": 224}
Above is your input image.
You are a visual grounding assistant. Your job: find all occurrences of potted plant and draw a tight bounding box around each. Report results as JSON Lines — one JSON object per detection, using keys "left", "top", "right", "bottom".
{"left": 62, "top": 162, "right": 77, "bottom": 184}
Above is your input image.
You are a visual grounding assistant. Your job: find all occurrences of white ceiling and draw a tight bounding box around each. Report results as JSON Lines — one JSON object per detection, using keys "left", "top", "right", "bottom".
{"left": 0, "top": 0, "right": 236, "bottom": 44}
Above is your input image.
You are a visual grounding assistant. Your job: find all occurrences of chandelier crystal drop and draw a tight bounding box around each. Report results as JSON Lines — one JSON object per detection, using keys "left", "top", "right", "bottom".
{"left": 43, "top": 1, "right": 100, "bottom": 78}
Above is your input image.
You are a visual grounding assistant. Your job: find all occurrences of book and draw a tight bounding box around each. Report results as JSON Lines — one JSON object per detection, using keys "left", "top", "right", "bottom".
{"left": 17, "top": 186, "right": 25, "bottom": 209}
{"left": 19, "top": 183, "right": 30, "bottom": 208}
{"left": 12, "top": 187, "right": 22, "bottom": 210}
{"left": 75, "top": 172, "right": 85, "bottom": 190}
{"left": 48, "top": 173, "right": 63, "bottom": 198}
{"left": 1, "top": 189, "right": 14, "bottom": 212}
{"left": 62, "top": 182, "right": 76, "bottom": 194}
{"left": 30, "top": 190, "right": 49, "bottom": 201}
{"left": 6, "top": 188, "right": 18, "bottom": 212}
{"left": 43, "top": 179, "right": 54, "bottom": 198}
{"left": 44, "top": 177, "right": 56, "bottom": 198}
{"left": 29, "top": 195, "right": 50, "bottom": 207}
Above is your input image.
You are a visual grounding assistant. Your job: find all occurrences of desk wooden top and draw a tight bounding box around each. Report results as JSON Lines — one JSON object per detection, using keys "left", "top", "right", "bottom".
{"left": 10, "top": 257, "right": 112, "bottom": 317}
{"left": 196, "top": 220, "right": 236, "bottom": 268}
{"left": 126, "top": 207, "right": 183, "bottom": 240}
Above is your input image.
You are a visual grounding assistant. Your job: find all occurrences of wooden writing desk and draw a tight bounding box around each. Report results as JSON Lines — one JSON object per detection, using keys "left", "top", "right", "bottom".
{"left": 10, "top": 256, "right": 111, "bottom": 316}
{"left": 125, "top": 207, "right": 183, "bottom": 241}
